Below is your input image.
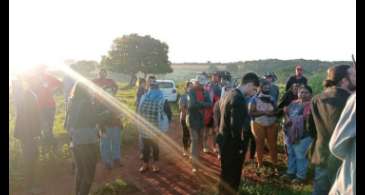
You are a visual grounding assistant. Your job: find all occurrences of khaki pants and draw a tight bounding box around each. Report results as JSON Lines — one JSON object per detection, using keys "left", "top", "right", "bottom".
{"left": 251, "top": 122, "right": 278, "bottom": 167}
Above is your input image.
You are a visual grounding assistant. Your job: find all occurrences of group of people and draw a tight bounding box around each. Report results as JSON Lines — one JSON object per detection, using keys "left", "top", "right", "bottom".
{"left": 12, "top": 67, "right": 123, "bottom": 195}
{"left": 12, "top": 62, "right": 356, "bottom": 195}
{"left": 176, "top": 64, "right": 356, "bottom": 195}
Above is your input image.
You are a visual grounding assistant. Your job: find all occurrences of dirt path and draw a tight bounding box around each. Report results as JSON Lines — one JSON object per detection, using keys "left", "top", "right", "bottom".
{"left": 14, "top": 119, "right": 223, "bottom": 195}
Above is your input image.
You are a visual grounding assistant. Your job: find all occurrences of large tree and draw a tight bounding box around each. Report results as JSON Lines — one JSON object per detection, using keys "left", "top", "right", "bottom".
{"left": 70, "top": 60, "right": 99, "bottom": 77}
{"left": 100, "top": 34, "right": 172, "bottom": 85}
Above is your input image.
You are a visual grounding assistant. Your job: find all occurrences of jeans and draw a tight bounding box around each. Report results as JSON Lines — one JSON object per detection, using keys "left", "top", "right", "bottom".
{"left": 286, "top": 136, "right": 313, "bottom": 180}
{"left": 218, "top": 139, "right": 244, "bottom": 195}
{"left": 73, "top": 144, "right": 98, "bottom": 195}
{"left": 189, "top": 128, "right": 203, "bottom": 168}
{"left": 100, "top": 127, "right": 122, "bottom": 166}
{"left": 180, "top": 119, "right": 191, "bottom": 152}
{"left": 142, "top": 138, "right": 159, "bottom": 163}
{"left": 20, "top": 138, "right": 38, "bottom": 190}
{"left": 40, "top": 107, "right": 56, "bottom": 147}
{"left": 312, "top": 166, "right": 335, "bottom": 195}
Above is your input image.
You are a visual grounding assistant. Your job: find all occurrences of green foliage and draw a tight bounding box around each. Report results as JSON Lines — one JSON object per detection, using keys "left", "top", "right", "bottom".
{"left": 226, "top": 64, "right": 239, "bottom": 72}
{"left": 92, "top": 178, "right": 139, "bottom": 195}
{"left": 100, "top": 34, "right": 173, "bottom": 77}
{"left": 239, "top": 180, "right": 312, "bottom": 195}
{"left": 207, "top": 64, "right": 219, "bottom": 72}
{"left": 70, "top": 60, "right": 99, "bottom": 77}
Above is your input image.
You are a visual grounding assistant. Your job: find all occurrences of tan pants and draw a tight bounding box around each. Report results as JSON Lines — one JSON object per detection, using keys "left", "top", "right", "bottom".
{"left": 251, "top": 122, "right": 278, "bottom": 167}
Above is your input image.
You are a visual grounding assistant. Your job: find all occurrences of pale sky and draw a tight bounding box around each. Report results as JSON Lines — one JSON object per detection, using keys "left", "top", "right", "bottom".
{"left": 10, "top": 0, "right": 356, "bottom": 74}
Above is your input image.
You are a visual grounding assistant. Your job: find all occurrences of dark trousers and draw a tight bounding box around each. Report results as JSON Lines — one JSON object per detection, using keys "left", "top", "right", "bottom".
{"left": 21, "top": 138, "right": 38, "bottom": 190}
{"left": 180, "top": 119, "right": 191, "bottom": 151}
{"left": 242, "top": 130, "right": 256, "bottom": 159}
{"left": 142, "top": 138, "right": 159, "bottom": 163}
{"left": 218, "top": 140, "right": 245, "bottom": 195}
{"left": 72, "top": 143, "right": 98, "bottom": 195}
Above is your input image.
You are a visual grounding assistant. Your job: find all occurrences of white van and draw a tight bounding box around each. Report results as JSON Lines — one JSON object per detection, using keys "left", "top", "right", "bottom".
{"left": 156, "top": 80, "right": 178, "bottom": 102}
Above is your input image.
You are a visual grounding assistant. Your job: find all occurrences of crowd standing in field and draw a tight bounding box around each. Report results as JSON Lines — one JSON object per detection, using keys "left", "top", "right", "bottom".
{"left": 11, "top": 62, "right": 356, "bottom": 195}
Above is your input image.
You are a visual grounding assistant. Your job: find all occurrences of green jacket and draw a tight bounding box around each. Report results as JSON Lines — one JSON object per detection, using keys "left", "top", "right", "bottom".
{"left": 309, "top": 87, "right": 351, "bottom": 170}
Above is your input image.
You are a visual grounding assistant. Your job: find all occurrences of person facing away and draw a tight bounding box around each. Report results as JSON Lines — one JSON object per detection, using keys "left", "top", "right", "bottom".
{"left": 178, "top": 81, "right": 193, "bottom": 157}
{"left": 248, "top": 79, "right": 279, "bottom": 176}
{"left": 217, "top": 72, "right": 259, "bottom": 195}
{"left": 95, "top": 84, "right": 123, "bottom": 170}
{"left": 309, "top": 64, "right": 355, "bottom": 195}
{"left": 281, "top": 85, "right": 315, "bottom": 184}
{"left": 285, "top": 64, "right": 308, "bottom": 91}
{"left": 12, "top": 74, "right": 42, "bottom": 194}
{"left": 329, "top": 92, "right": 356, "bottom": 195}
{"left": 64, "top": 82, "right": 100, "bottom": 195}
{"left": 138, "top": 76, "right": 172, "bottom": 173}
{"left": 28, "top": 65, "right": 62, "bottom": 152}
{"left": 186, "top": 75, "right": 211, "bottom": 173}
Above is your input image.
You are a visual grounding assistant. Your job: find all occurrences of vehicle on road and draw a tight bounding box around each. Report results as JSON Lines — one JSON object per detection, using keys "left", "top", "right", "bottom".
{"left": 157, "top": 80, "right": 178, "bottom": 102}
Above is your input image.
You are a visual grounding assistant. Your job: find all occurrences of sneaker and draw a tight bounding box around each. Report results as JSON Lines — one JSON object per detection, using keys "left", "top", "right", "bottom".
{"left": 203, "top": 148, "right": 209, "bottom": 153}
{"left": 183, "top": 152, "right": 188, "bottom": 157}
{"left": 139, "top": 164, "right": 148, "bottom": 173}
{"left": 152, "top": 165, "right": 160, "bottom": 173}
{"left": 192, "top": 168, "right": 197, "bottom": 173}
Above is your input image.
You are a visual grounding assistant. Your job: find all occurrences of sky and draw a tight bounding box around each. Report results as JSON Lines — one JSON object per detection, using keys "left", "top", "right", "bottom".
{"left": 9, "top": 0, "right": 356, "bottom": 74}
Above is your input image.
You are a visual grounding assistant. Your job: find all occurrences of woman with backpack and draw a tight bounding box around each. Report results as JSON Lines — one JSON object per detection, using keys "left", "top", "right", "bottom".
{"left": 249, "top": 79, "right": 279, "bottom": 176}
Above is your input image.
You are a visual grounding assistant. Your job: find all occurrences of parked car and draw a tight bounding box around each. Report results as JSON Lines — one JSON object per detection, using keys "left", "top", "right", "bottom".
{"left": 156, "top": 80, "right": 178, "bottom": 102}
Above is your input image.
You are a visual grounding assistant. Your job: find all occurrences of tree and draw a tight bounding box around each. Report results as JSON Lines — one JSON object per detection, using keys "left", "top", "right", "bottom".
{"left": 70, "top": 60, "right": 99, "bottom": 77}
{"left": 207, "top": 64, "right": 218, "bottom": 72}
{"left": 226, "top": 64, "right": 239, "bottom": 72}
{"left": 100, "top": 34, "right": 172, "bottom": 86}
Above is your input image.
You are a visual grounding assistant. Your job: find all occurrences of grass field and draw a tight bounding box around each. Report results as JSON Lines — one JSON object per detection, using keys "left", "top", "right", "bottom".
{"left": 9, "top": 80, "right": 316, "bottom": 195}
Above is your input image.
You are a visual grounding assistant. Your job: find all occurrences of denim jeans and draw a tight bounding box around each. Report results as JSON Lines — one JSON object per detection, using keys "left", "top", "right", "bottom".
{"left": 100, "top": 127, "right": 122, "bottom": 166}
{"left": 189, "top": 128, "right": 202, "bottom": 168}
{"left": 40, "top": 107, "right": 56, "bottom": 145}
{"left": 312, "top": 166, "right": 336, "bottom": 195}
{"left": 286, "top": 136, "right": 313, "bottom": 179}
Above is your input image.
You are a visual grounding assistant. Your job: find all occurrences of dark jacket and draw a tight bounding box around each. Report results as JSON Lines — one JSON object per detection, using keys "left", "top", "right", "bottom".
{"left": 64, "top": 97, "right": 98, "bottom": 131}
{"left": 277, "top": 90, "right": 298, "bottom": 117}
{"left": 285, "top": 75, "right": 307, "bottom": 91}
{"left": 13, "top": 88, "right": 41, "bottom": 141}
{"left": 309, "top": 87, "right": 351, "bottom": 168}
{"left": 218, "top": 88, "right": 248, "bottom": 146}
{"left": 186, "top": 88, "right": 211, "bottom": 130}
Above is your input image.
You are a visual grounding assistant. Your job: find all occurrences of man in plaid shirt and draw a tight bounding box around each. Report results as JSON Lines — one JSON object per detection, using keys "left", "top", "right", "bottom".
{"left": 137, "top": 76, "right": 171, "bottom": 173}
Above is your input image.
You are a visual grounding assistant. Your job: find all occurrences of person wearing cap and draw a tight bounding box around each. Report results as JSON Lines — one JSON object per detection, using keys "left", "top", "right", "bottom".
{"left": 186, "top": 75, "right": 211, "bottom": 173}
{"left": 217, "top": 72, "right": 259, "bottom": 195}
{"left": 285, "top": 65, "right": 308, "bottom": 91}
{"left": 309, "top": 65, "right": 355, "bottom": 195}
{"left": 137, "top": 75, "right": 172, "bottom": 173}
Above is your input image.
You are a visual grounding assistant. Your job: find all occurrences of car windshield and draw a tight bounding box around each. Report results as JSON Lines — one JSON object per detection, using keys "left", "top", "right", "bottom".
{"left": 158, "top": 82, "right": 174, "bottom": 89}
